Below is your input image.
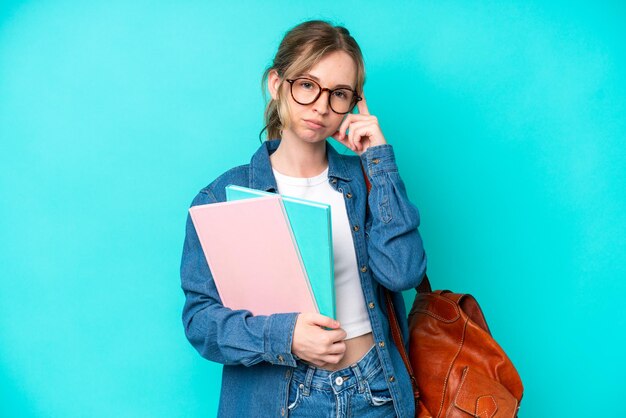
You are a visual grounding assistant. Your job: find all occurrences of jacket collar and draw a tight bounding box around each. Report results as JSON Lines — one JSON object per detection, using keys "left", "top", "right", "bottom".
{"left": 249, "top": 139, "right": 353, "bottom": 192}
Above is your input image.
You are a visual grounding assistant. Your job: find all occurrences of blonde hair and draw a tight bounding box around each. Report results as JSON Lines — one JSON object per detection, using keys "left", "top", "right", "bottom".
{"left": 260, "top": 20, "right": 366, "bottom": 141}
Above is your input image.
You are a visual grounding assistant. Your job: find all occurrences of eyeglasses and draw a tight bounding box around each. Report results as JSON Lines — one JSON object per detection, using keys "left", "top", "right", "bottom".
{"left": 285, "top": 78, "right": 362, "bottom": 114}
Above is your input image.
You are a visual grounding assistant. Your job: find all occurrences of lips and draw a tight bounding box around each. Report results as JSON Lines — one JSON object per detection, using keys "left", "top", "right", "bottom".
{"left": 303, "top": 119, "right": 325, "bottom": 129}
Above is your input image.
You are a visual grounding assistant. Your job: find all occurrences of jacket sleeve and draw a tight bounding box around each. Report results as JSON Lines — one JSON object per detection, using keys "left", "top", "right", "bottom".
{"left": 180, "top": 190, "right": 299, "bottom": 367}
{"left": 360, "top": 144, "right": 427, "bottom": 292}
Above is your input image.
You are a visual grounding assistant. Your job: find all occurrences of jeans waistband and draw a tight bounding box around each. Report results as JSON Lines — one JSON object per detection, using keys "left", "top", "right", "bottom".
{"left": 293, "top": 344, "right": 379, "bottom": 394}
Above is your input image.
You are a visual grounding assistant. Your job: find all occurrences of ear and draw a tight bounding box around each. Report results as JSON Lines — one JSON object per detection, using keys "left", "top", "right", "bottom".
{"left": 267, "top": 69, "right": 281, "bottom": 100}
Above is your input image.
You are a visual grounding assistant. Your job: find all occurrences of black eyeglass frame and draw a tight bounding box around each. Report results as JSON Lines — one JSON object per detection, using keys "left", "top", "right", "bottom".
{"left": 285, "top": 78, "right": 362, "bottom": 115}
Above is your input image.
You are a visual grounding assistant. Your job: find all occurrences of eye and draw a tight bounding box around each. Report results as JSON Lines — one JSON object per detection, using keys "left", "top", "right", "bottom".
{"left": 298, "top": 80, "right": 314, "bottom": 90}
{"left": 333, "top": 90, "right": 351, "bottom": 101}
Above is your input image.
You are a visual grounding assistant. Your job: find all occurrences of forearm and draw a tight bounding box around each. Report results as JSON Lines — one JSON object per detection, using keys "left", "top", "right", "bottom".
{"left": 180, "top": 192, "right": 299, "bottom": 367}
{"left": 361, "top": 144, "right": 427, "bottom": 291}
{"left": 182, "top": 291, "right": 299, "bottom": 367}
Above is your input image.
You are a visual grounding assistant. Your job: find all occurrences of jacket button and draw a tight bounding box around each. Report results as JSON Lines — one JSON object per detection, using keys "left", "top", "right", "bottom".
{"left": 368, "top": 302, "right": 375, "bottom": 309}
{"left": 360, "top": 266, "right": 368, "bottom": 273}
{"left": 389, "top": 376, "right": 395, "bottom": 382}
{"left": 346, "top": 192, "right": 352, "bottom": 198}
{"left": 379, "top": 341, "right": 385, "bottom": 348}
{"left": 353, "top": 225, "right": 360, "bottom": 232}
{"left": 372, "top": 158, "right": 380, "bottom": 164}
{"left": 278, "top": 355, "right": 284, "bottom": 363}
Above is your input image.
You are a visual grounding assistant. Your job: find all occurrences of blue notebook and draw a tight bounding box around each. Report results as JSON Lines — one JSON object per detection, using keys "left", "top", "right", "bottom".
{"left": 226, "top": 185, "right": 336, "bottom": 319}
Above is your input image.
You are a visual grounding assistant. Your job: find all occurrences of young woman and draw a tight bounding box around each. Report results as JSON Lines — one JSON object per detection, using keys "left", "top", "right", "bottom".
{"left": 181, "top": 20, "right": 427, "bottom": 417}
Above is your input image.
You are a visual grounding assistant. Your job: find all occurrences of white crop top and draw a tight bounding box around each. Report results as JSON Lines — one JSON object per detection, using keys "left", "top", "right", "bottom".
{"left": 272, "top": 166, "right": 373, "bottom": 340}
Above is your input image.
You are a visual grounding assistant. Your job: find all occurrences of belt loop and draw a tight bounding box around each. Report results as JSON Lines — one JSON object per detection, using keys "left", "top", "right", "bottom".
{"left": 302, "top": 365, "right": 315, "bottom": 396}
{"left": 350, "top": 362, "right": 366, "bottom": 393}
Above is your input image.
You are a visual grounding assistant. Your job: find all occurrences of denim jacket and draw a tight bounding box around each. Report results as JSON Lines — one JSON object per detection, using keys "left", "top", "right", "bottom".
{"left": 180, "top": 139, "right": 427, "bottom": 417}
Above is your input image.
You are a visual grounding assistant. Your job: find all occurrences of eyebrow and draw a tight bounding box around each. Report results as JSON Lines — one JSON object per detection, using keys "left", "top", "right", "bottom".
{"left": 301, "top": 73, "right": 354, "bottom": 90}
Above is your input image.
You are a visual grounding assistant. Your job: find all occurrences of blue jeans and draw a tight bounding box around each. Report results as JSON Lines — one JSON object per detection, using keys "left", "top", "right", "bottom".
{"left": 287, "top": 345, "right": 397, "bottom": 417}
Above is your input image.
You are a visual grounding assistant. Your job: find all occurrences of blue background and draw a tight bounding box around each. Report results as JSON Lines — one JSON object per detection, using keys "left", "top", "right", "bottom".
{"left": 1, "top": 1, "right": 625, "bottom": 417}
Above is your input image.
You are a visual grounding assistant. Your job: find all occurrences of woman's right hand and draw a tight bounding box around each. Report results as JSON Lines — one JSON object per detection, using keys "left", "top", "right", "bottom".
{"left": 291, "top": 312, "right": 347, "bottom": 368}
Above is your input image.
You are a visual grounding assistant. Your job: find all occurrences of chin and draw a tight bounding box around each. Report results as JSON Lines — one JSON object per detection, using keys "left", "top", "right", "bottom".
{"left": 297, "top": 128, "right": 328, "bottom": 143}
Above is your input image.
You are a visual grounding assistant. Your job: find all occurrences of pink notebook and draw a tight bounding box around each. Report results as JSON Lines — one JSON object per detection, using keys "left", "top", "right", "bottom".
{"left": 189, "top": 194, "right": 318, "bottom": 316}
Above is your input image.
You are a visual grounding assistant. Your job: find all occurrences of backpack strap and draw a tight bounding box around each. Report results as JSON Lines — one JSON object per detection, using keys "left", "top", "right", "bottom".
{"left": 361, "top": 164, "right": 428, "bottom": 404}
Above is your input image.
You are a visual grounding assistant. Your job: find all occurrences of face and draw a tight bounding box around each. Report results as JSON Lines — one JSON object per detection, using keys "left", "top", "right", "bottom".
{"left": 269, "top": 50, "right": 358, "bottom": 145}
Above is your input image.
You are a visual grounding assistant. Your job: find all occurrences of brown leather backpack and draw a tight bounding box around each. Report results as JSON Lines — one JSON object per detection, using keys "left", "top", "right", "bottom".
{"left": 361, "top": 166, "right": 523, "bottom": 416}
{"left": 385, "top": 276, "right": 524, "bottom": 418}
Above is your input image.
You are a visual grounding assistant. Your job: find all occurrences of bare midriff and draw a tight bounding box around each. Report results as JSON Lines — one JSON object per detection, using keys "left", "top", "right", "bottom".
{"left": 322, "top": 332, "right": 375, "bottom": 371}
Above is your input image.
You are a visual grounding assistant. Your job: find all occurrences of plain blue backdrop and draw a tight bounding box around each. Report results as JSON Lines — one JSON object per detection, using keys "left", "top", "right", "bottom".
{"left": 1, "top": 1, "right": 625, "bottom": 417}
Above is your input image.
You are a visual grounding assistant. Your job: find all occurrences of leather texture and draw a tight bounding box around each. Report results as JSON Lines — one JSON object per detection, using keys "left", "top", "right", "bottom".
{"left": 387, "top": 283, "right": 525, "bottom": 418}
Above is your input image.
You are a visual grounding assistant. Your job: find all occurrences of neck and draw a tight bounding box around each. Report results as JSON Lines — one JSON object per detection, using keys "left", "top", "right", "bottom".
{"left": 270, "top": 133, "right": 328, "bottom": 178}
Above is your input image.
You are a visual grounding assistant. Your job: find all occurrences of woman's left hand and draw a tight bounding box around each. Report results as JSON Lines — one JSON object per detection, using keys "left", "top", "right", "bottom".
{"left": 331, "top": 95, "right": 387, "bottom": 156}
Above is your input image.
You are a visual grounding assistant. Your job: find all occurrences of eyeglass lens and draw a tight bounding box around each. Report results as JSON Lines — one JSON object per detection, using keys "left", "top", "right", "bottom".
{"left": 290, "top": 78, "right": 355, "bottom": 114}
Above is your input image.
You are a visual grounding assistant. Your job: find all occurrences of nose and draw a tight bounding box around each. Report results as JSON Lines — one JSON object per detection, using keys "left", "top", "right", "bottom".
{"left": 312, "top": 89, "right": 331, "bottom": 115}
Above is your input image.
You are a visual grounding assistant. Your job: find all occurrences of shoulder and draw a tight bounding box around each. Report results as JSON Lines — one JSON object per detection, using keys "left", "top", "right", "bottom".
{"left": 190, "top": 164, "right": 251, "bottom": 206}
{"left": 343, "top": 153, "right": 364, "bottom": 171}
{"left": 327, "top": 142, "right": 366, "bottom": 179}
{"left": 339, "top": 151, "right": 367, "bottom": 183}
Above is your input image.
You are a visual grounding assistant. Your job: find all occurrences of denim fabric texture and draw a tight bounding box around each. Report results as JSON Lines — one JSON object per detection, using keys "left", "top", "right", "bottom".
{"left": 288, "top": 344, "right": 396, "bottom": 417}
{"left": 180, "top": 139, "right": 427, "bottom": 417}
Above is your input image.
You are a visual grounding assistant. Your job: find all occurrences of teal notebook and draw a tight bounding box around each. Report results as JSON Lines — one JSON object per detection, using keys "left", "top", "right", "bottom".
{"left": 226, "top": 185, "right": 336, "bottom": 319}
